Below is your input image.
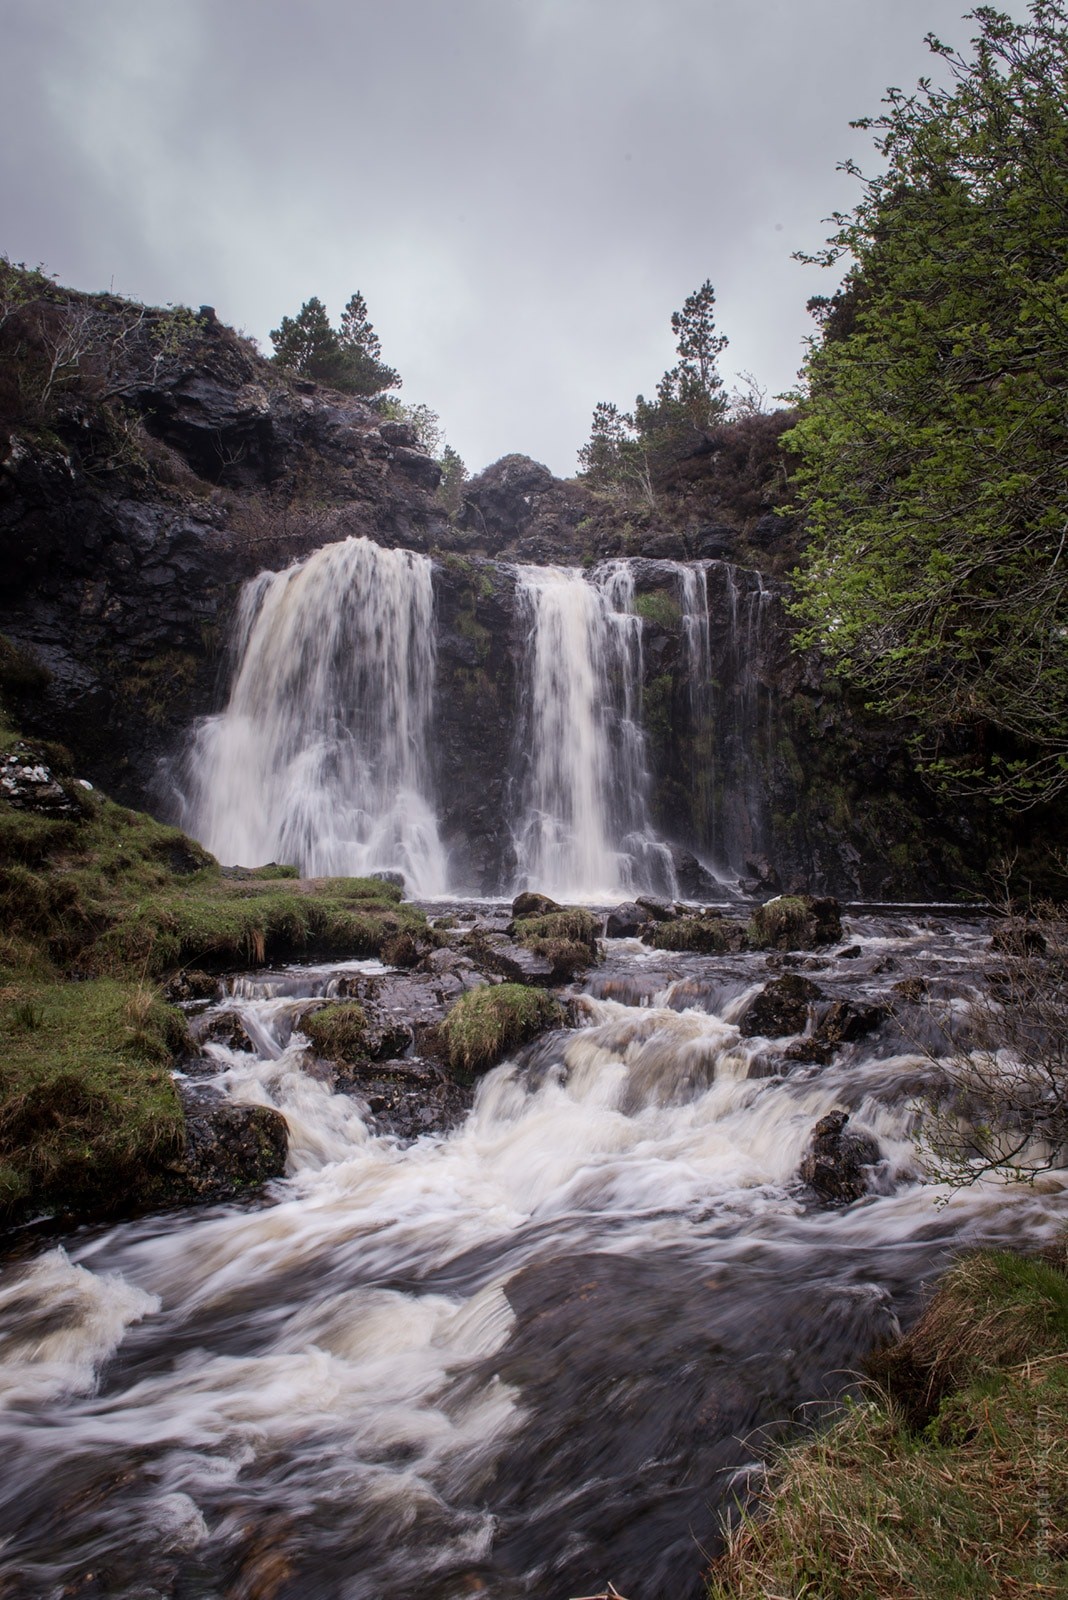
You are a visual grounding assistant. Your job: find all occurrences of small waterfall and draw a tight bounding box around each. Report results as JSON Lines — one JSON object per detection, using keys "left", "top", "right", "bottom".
{"left": 182, "top": 536, "right": 447, "bottom": 893}
{"left": 511, "top": 562, "right": 675, "bottom": 900}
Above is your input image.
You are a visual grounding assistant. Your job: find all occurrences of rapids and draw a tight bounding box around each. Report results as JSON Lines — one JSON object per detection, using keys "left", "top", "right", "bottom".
{"left": 1, "top": 910, "right": 1065, "bottom": 1599}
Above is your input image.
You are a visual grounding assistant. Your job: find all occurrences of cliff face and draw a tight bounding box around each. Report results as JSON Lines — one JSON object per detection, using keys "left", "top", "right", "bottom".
{"left": 0, "top": 282, "right": 1007, "bottom": 898}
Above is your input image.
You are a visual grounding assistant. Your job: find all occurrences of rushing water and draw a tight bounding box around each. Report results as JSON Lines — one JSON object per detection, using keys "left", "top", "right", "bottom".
{"left": 511, "top": 563, "right": 676, "bottom": 901}
{"left": 181, "top": 537, "right": 447, "bottom": 893}
{"left": 2, "top": 912, "right": 1065, "bottom": 1599}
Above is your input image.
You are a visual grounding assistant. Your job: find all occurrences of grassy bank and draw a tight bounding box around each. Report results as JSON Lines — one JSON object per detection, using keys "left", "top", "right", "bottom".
{"left": 0, "top": 721, "right": 426, "bottom": 1224}
{"left": 707, "top": 1245, "right": 1068, "bottom": 1600}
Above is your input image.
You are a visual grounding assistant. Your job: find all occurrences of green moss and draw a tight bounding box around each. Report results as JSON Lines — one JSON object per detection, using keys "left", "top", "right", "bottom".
{"left": 457, "top": 608, "right": 492, "bottom": 662}
{"left": 249, "top": 862, "right": 300, "bottom": 880}
{"left": 438, "top": 983, "right": 563, "bottom": 1077}
{"left": 514, "top": 908, "right": 600, "bottom": 950}
{"left": 645, "top": 915, "right": 742, "bottom": 953}
{"left": 633, "top": 589, "right": 681, "bottom": 628}
{"left": 302, "top": 1002, "right": 368, "bottom": 1064}
{"left": 0, "top": 978, "right": 186, "bottom": 1218}
{"left": 746, "top": 895, "right": 841, "bottom": 951}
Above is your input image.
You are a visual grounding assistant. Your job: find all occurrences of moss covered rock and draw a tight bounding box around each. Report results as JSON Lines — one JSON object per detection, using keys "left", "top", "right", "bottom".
{"left": 437, "top": 983, "right": 564, "bottom": 1078}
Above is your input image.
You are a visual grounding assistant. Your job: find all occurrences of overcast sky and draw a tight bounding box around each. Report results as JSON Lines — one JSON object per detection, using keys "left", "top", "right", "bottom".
{"left": 0, "top": 0, "right": 1031, "bottom": 477}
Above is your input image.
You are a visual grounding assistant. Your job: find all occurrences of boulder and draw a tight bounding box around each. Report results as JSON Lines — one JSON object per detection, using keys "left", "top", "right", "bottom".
{"left": 605, "top": 901, "right": 651, "bottom": 938}
{"left": 171, "top": 1086, "right": 288, "bottom": 1201}
{"left": 511, "top": 891, "right": 561, "bottom": 918}
{"left": 800, "top": 1109, "right": 881, "bottom": 1205}
{"left": 738, "top": 973, "right": 824, "bottom": 1038}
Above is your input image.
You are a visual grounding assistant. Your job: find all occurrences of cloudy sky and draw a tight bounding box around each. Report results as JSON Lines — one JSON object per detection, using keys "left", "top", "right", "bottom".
{"left": 0, "top": 0, "right": 1030, "bottom": 476}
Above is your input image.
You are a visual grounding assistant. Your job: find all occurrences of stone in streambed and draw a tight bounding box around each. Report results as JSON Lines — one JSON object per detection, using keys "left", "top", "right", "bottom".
{"left": 800, "top": 1109, "right": 881, "bottom": 1205}
{"left": 605, "top": 902, "right": 652, "bottom": 938}
{"left": 737, "top": 974, "right": 823, "bottom": 1038}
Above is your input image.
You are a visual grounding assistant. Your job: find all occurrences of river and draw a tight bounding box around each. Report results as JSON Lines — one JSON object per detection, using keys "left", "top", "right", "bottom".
{"left": 1, "top": 906, "right": 1065, "bottom": 1599}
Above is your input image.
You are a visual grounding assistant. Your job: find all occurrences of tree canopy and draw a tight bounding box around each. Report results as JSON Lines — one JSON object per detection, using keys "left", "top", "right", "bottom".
{"left": 787, "top": 2, "right": 1068, "bottom": 808}
{"left": 269, "top": 292, "right": 400, "bottom": 395}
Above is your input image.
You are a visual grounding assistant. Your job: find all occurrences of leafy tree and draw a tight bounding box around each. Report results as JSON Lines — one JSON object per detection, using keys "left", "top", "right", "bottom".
{"left": 787, "top": 2, "right": 1068, "bottom": 807}
{"left": 269, "top": 293, "right": 400, "bottom": 395}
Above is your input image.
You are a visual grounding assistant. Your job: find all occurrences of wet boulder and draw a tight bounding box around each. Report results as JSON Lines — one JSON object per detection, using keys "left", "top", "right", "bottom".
{"left": 670, "top": 846, "right": 719, "bottom": 901}
{"left": 800, "top": 1109, "right": 881, "bottom": 1205}
{"left": 197, "top": 1009, "right": 255, "bottom": 1052}
{"left": 336, "top": 1058, "right": 472, "bottom": 1140}
{"left": 511, "top": 891, "right": 561, "bottom": 918}
{"left": 811, "top": 999, "right": 887, "bottom": 1049}
{"left": 171, "top": 1085, "right": 288, "bottom": 1201}
{"left": 738, "top": 973, "right": 823, "bottom": 1038}
{"left": 748, "top": 895, "right": 843, "bottom": 951}
{"left": 605, "top": 902, "right": 651, "bottom": 938}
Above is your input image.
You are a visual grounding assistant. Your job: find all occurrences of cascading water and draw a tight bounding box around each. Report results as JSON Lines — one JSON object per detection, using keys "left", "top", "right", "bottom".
{"left": 180, "top": 537, "right": 447, "bottom": 893}
{"left": 1, "top": 913, "right": 1066, "bottom": 1598}
{"left": 510, "top": 561, "right": 676, "bottom": 900}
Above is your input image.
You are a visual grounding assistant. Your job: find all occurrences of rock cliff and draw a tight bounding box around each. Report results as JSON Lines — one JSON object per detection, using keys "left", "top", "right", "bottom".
{"left": 0, "top": 278, "right": 1016, "bottom": 897}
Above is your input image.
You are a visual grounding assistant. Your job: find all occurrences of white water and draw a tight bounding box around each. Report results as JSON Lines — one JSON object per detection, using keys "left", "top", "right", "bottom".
{"left": 2, "top": 918, "right": 1066, "bottom": 1597}
{"left": 181, "top": 537, "right": 447, "bottom": 892}
{"left": 511, "top": 562, "right": 676, "bottom": 900}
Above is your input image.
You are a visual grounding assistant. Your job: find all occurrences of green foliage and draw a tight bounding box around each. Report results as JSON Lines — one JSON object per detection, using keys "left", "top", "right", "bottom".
{"left": 707, "top": 1244, "right": 1068, "bottom": 1600}
{"left": 437, "top": 983, "right": 563, "bottom": 1077}
{"left": 746, "top": 894, "right": 842, "bottom": 950}
{"left": 270, "top": 291, "right": 401, "bottom": 395}
{"left": 633, "top": 589, "right": 681, "bottom": 629}
{"left": 513, "top": 907, "right": 600, "bottom": 950}
{"left": 787, "top": 2, "right": 1068, "bottom": 807}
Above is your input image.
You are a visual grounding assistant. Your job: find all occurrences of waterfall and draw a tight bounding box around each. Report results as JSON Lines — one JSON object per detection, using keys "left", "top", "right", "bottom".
{"left": 510, "top": 562, "right": 676, "bottom": 900}
{"left": 182, "top": 536, "right": 447, "bottom": 893}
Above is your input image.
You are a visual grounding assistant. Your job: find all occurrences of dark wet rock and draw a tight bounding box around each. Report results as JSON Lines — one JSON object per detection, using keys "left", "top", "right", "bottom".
{"left": 839, "top": 945, "right": 863, "bottom": 959}
{"left": 636, "top": 897, "right": 676, "bottom": 923}
{"left": 197, "top": 1010, "right": 255, "bottom": 1052}
{"left": 892, "top": 976, "right": 931, "bottom": 1002}
{"left": 799, "top": 1109, "right": 881, "bottom": 1205}
{"left": 744, "top": 855, "right": 781, "bottom": 893}
{"left": 511, "top": 891, "right": 561, "bottom": 918}
{"left": 467, "top": 931, "right": 556, "bottom": 985}
{"left": 990, "top": 921, "right": 1047, "bottom": 956}
{"left": 670, "top": 846, "right": 719, "bottom": 901}
{"left": 164, "top": 969, "right": 219, "bottom": 1002}
{"left": 370, "top": 869, "right": 406, "bottom": 891}
{"left": 812, "top": 999, "right": 887, "bottom": 1048}
{"left": 171, "top": 1085, "right": 288, "bottom": 1201}
{"left": 605, "top": 902, "right": 651, "bottom": 938}
{"left": 335, "top": 1057, "right": 472, "bottom": 1140}
{"left": 738, "top": 973, "right": 824, "bottom": 1038}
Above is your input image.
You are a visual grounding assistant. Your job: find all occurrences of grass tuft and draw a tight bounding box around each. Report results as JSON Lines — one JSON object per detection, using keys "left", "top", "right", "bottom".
{"left": 706, "top": 1244, "right": 1068, "bottom": 1600}
{"left": 437, "top": 983, "right": 563, "bottom": 1077}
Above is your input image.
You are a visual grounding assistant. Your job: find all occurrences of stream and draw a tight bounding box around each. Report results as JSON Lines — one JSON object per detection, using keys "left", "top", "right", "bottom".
{"left": 1, "top": 906, "right": 1066, "bottom": 1599}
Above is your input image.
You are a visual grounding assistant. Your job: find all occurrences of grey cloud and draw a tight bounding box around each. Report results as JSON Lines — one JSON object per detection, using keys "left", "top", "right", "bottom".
{"left": 0, "top": 0, "right": 1033, "bottom": 474}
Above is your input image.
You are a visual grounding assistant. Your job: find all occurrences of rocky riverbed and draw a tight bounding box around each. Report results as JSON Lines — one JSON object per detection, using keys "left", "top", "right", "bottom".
{"left": 2, "top": 897, "right": 1064, "bottom": 1599}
